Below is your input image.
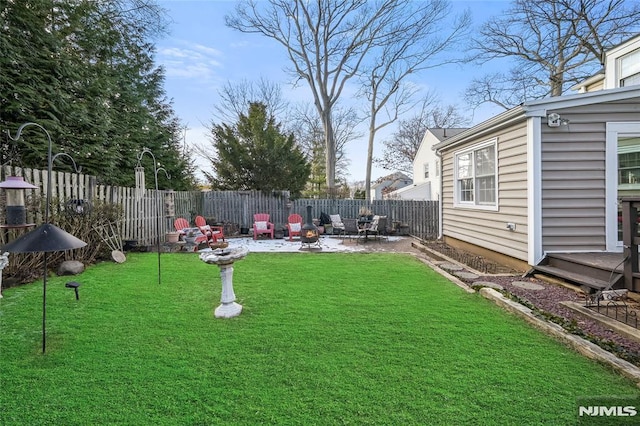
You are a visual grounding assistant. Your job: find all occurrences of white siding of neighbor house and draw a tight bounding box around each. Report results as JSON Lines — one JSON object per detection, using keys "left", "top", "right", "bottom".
{"left": 412, "top": 134, "right": 438, "bottom": 200}
{"left": 541, "top": 101, "right": 640, "bottom": 253}
{"left": 442, "top": 121, "right": 530, "bottom": 261}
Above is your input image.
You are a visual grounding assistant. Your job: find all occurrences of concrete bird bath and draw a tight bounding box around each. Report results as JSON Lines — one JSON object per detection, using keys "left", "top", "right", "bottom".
{"left": 199, "top": 246, "right": 249, "bottom": 318}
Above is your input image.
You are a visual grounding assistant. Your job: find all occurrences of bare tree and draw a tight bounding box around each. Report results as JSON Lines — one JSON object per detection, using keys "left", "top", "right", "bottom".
{"left": 289, "top": 103, "right": 362, "bottom": 196}
{"left": 464, "top": 69, "right": 550, "bottom": 112}
{"left": 213, "top": 77, "right": 289, "bottom": 123}
{"left": 375, "top": 98, "right": 469, "bottom": 175}
{"left": 226, "top": 0, "right": 454, "bottom": 197}
{"left": 466, "top": 0, "right": 640, "bottom": 110}
{"left": 358, "top": 0, "right": 470, "bottom": 200}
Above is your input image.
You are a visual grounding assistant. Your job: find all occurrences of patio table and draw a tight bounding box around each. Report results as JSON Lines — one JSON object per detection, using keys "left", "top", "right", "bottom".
{"left": 357, "top": 219, "right": 372, "bottom": 241}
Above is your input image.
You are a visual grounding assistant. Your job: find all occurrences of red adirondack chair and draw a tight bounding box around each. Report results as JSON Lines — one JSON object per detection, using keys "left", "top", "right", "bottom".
{"left": 195, "top": 215, "right": 225, "bottom": 242}
{"left": 253, "top": 213, "right": 274, "bottom": 239}
{"left": 286, "top": 214, "right": 303, "bottom": 241}
{"left": 174, "top": 217, "right": 190, "bottom": 235}
{"left": 174, "top": 217, "right": 207, "bottom": 250}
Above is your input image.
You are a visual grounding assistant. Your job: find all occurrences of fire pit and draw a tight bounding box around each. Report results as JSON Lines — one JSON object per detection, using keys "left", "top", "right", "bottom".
{"left": 301, "top": 205, "right": 321, "bottom": 250}
{"left": 199, "top": 245, "right": 249, "bottom": 318}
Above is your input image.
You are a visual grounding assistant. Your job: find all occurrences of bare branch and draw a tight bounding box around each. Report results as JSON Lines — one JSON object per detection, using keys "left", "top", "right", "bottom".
{"left": 465, "top": 0, "right": 640, "bottom": 107}
{"left": 226, "top": 0, "right": 464, "bottom": 196}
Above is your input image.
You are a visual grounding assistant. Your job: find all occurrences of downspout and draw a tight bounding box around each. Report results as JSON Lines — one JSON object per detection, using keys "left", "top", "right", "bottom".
{"left": 434, "top": 146, "right": 444, "bottom": 239}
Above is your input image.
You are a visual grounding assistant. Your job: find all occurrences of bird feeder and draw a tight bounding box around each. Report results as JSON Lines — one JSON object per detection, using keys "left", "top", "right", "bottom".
{"left": 0, "top": 176, "right": 38, "bottom": 226}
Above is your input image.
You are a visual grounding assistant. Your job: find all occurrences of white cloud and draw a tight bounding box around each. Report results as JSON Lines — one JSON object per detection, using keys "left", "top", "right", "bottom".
{"left": 157, "top": 41, "right": 223, "bottom": 80}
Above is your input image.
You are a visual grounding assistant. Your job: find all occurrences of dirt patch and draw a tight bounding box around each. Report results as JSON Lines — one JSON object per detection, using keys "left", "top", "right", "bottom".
{"left": 339, "top": 235, "right": 419, "bottom": 253}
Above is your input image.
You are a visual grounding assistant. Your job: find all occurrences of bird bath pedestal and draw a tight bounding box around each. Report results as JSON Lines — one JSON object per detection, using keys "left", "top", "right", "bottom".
{"left": 199, "top": 246, "right": 249, "bottom": 318}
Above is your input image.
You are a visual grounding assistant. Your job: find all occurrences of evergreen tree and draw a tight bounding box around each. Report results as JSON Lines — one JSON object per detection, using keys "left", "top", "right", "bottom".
{"left": 207, "top": 102, "right": 310, "bottom": 197}
{"left": 0, "top": 0, "right": 194, "bottom": 189}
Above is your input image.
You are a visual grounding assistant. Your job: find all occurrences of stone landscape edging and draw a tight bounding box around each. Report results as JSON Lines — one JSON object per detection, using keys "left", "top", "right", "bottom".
{"left": 416, "top": 256, "right": 476, "bottom": 294}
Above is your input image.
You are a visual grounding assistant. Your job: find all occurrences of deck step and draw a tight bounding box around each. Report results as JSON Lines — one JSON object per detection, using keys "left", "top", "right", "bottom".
{"left": 532, "top": 264, "right": 622, "bottom": 292}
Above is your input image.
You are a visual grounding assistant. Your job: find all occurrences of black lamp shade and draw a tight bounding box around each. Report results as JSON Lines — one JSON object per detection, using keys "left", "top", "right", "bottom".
{"left": 1, "top": 223, "right": 87, "bottom": 253}
{"left": 0, "top": 176, "right": 38, "bottom": 190}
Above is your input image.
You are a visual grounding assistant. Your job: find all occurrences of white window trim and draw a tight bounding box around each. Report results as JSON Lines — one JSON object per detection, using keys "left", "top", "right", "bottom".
{"left": 618, "top": 48, "right": 640, "bottom": 87}
{"left": 605, "top": 37, "right": 640, "bottom": 89}
{"left": 453, "top": 138, "right": 499, "bottom": 211}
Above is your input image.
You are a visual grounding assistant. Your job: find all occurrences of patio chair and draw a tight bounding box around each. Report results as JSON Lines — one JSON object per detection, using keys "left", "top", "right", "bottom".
{"left": 329, "top": 214, "right": 345, "bottom": 236}
{"left": 342, "top": 218, "right": 364, "bottom": 243}
{"left": 174, "top": 217, "right": 190, "bottom": 236}
{"left": 367, "top": 215, "right": 387, "bottom": 242}
{"left": 286, "top": 213, "right": 303, "bottom": 241}
{"left": 253, "top": 213, "right": 274, "bottom": 239}
{"left": 195, "top": 215, "right": 225, "bottom": 243}
{"left": 174, "top": 217, "right": 207, "bottom": 250}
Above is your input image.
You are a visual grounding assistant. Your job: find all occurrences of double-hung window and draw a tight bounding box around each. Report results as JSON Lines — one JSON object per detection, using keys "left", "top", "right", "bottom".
{"left": 454, "top": 139, "right": 497, "bottom": 209}
{"left": 619, "top": 48, "right": 640, "bottom": 88}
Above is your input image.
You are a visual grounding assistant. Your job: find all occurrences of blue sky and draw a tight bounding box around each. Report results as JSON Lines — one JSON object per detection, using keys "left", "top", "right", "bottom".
{"left": 155, "top": 0, "right": 510, "bottom": 182}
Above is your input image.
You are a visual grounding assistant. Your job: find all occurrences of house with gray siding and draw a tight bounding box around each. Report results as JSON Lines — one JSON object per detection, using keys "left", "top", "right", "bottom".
{"left": 433, "top": 85, "right": 640, "bottom": 274}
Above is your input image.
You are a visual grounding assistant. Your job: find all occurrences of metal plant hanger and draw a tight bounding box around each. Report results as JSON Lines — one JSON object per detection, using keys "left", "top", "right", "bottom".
{"left": 135, "top": 148, "right": 169, "bottom": 285}
{"left": 3, "top": 122, "right": 87, "bottom": 353}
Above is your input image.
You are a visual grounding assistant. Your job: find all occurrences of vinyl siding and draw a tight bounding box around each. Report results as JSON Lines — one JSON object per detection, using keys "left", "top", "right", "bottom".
{"left": 442, "top": 121, "right": 529, "bottom": 261}
{"left": 540, "top": 100, "right": 639, "bottom": 253}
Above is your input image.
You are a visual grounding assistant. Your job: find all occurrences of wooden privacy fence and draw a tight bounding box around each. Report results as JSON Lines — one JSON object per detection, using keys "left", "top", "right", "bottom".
{"left": 1, "top": 167, "right": 439, "bottom": 246}
{"left": 202, "top": 191, "right": 439, "bottom": 240}
{"left": 0, "top": 166, "right": 201, "bottom": 247}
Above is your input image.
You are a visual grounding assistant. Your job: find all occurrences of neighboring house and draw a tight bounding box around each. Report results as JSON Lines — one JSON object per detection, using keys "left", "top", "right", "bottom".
{"left": 572, "top": 33, "right": 640, "bottom": 93}
{"left": 387, "top": 128, "right": 468, "bottom": 201}
{"left": 433, "top": 85, "right": 640, "bottom": 275}
{"left": 370, "top": 172, "right": 412, "bottom": 200}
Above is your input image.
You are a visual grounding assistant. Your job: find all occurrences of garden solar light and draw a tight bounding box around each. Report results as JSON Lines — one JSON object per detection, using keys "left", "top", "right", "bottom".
{"left": 65, "top": 281, "right": 81, "bottom": 300}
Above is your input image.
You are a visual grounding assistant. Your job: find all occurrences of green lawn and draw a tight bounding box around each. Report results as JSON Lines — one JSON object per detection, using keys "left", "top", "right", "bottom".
{"left": 0, "top": 252, "right": 638, "bottom": 425}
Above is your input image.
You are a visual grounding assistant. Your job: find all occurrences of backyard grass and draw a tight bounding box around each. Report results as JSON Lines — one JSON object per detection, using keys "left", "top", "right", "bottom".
{"left": 0, "top": 251, "right": 639, "bottom": 425}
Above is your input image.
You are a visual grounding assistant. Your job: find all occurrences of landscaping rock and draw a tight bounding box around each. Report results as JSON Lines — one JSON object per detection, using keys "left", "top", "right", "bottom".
{"left": 57, "top": 260, "right": 85, "bottom": 276}
{"left": 473, "top": 281, "right": 505, "bottom": 291}
{"left": 454, "top": 271, "right": 480, "bottom": 280}
{"left": 439, "top": 262, "right": 463, "bottom": 272}
{"left": 511, "top": 280, "right": 545, "bottom": 291}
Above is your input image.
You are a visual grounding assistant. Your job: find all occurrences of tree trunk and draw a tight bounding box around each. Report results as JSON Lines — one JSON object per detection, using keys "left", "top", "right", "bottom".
{"left": 322, "top": 108, "right": 336, "bottom": 197}
{"left": 365, "top": 118, "right": 376, "bottom": 202}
